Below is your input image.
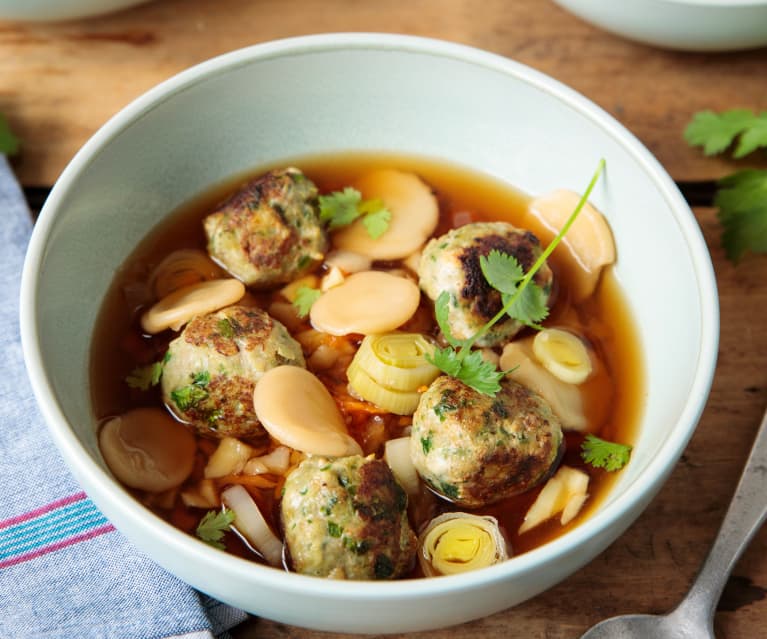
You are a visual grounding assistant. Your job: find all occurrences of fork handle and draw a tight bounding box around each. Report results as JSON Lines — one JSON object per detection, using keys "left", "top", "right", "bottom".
{"left": 675, "top": 405, "right": 767, "bottom": 624}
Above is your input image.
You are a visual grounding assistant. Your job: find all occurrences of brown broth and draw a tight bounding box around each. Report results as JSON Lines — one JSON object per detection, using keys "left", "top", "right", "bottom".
{"left": 90, "top": 152, "right": 644, "bottom": 572}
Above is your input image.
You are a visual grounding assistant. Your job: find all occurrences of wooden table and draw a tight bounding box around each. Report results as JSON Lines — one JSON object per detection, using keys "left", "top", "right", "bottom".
{"left": 3, "top": 1, "right": 766, "bottom": 637}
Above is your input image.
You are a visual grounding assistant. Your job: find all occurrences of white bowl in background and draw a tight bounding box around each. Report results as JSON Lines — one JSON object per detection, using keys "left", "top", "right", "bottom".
{"left": 554, "top": 0, "right": 767, "bottom": 51}
{"left": 0, "top": 0, "right": 151, "bottom": 21}
{"left": 20, "top": 34, "right": 719, "bottom": 633}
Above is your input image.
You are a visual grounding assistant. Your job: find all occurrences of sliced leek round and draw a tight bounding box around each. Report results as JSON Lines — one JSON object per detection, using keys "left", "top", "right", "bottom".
{"left": 532, "top": 328, "right": 593, "bottom": 385}
{"left": 354, "top": 333, "right": 439, "bottom": 391}
{"left": 347, "top": 360, "right": 422, "bottom": 415}
{"left": 418, "top": 512, "right": 509, "bottom": 577}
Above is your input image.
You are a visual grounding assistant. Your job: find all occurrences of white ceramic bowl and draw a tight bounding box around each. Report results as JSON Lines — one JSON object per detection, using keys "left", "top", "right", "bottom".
{"left": 0, "top": 0, "right": 150, "bottom": 21}
{"left": 20, "top": 34, "right": 719, "bottom": 633}
{"left": 554, "top": 0, "right": 767, "bottom": 51}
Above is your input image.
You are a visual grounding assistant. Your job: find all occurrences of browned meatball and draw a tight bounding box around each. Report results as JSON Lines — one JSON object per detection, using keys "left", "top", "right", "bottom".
{"left": 161, "top": 305, "right": 305, "bottom": 439}
{"left": 281, "top": 456, "right": 417, "bottom": 580}
{"left": 419, "top": 222, "right": 553, "bottom": 347}
{"left": 410, "top": 375, "right": 563, "bottom": 507}
{"left": 204, "top": 168, "right": 327, "bottom": 288}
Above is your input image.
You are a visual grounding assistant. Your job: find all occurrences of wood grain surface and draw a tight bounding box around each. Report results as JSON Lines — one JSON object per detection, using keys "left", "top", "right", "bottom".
{"left": 2, "top": 1, "right": 765, "bottom": 637}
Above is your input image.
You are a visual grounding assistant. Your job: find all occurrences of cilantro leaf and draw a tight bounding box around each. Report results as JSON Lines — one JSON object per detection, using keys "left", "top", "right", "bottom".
{"left": 125, "top": 354, "right": 168, "bottom": 390}
{"left": 715, "top": 169, "right": 767, "bottom": 262}
{"left": 453, "top": 350, "right": 505, "bottom": 395}
{"left": 479, "top": 250, "right": 524, "bottom": 294}
{"left": 427, "top": 346, "right": 463, "bottom": 378}
{"left": 196, "top": 509, "right": 235, "bottom": 550}
{"left": 319, "top": 187, "right": 362, "bottom": 229}
{"left": 171, "top": 370, "right": 210, "bottom": 410}
{"left": 433, "top": 291, "right": 464, "bottom": 347}
{"left": 426, "top": 347, "right": 504, "bottom": 396}
{"left": 0, "top": 113, "right": 19, "bottom": 156}
{"left": 361, "top": 208, "right": 392, "bottom": 239}
{"left": 318, "top": 188, "right": 392, "bottom": 238}
{"left": 581, "top": 434, "right": 632, "bottom": 472}
{"left": 293, "top": 286, "right": 321, "bottom": 318}
{"left": 684, "top": 109, "right": 767, "bottom": 158}
{"left": 502, "top": 282, "right": 549, "bottom": 328}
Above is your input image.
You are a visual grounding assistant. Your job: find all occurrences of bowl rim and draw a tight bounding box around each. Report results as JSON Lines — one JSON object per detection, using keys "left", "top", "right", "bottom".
{"left": 20, "top": 32, "right": 720, "bottom": 599}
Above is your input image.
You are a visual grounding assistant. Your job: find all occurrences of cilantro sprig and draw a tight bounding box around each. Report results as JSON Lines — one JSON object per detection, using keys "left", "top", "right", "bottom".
{"left": 319, "top": 188, "right": 392, "bottom": 239}
{"left": 580, "top": 434, "right": 632, "bottom": 472}
{"left": 196, "top": 509, "right": 235, "bottom": 550}
{"left": 292, "top": 285, "right": 321, "bottom": 318}
{"left": 427, "top": 159, "right": 606, "bottom": 396}
{"left": 684, "top": 109, "right": 767, "bottom": 262}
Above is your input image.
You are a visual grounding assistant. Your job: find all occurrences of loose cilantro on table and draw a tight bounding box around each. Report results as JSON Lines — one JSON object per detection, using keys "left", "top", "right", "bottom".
{"left": 426, "top": 159, "right": 606, "bottom": 397}
{"left": 319, "top": 188, "right": 392, "bottom": 238}
{"left": 580, "top": 434, "right": 632, "bottom": 472}
{"left": 684, "top": 109, "right": 767, "bottom": 158}
{"left": 196, "top": 509, "right": 235, "bottom": 549}
{"left": 684, "top": 109, "right": 767, "bottom": 262}
{"left": 292, "top": 285, "right": 322, "bottom": 318}
{"left": 0, "top": 113, "right": 19, "bottom": 156}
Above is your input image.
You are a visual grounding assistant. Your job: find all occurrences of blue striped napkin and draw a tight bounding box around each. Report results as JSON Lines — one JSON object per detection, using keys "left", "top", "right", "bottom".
{"left": 0, "top": 155, "right": 248, "bottom": 639}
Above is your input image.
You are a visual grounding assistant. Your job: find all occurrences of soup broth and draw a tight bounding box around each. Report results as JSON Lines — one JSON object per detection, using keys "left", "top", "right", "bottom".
{"left": 91, "top": 153, "right": 643, "bottom": 576}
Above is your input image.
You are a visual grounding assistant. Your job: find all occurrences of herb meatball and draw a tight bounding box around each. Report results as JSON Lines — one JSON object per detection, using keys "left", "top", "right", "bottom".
{"left": 161, "top": 305, "right": 305, "bottom": 439}
{"left": 410, "top": 375, "right": 563, "bottom": 507}
{"left": 281, "top": 456, "right": 417, "bottom": 580}
{"left": 418, "top": 222, "right": 553, "bottom": 347}
{"left": 203, "top": 168, "right": 328, "bottom": 288}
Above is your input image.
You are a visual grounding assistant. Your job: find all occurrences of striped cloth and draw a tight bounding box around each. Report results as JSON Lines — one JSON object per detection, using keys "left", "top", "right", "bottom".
{"left": 0, "top": 155, "right": 248, "bottom": 639}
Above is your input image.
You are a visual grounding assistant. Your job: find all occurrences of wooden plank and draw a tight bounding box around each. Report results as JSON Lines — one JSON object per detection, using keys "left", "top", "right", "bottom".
{"left": 1, "top": 0, "right": 766, "bottom": 185}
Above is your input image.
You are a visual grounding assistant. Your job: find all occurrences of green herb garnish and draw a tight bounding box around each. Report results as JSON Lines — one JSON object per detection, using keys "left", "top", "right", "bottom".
{"left": 196, "top": 509, "right": 235, "bottom": 550}
{"left": 125, "top": 351, "right": 169, "bottom": 390}
{"left": 292, "top": 285, "right": 321, "bottom": 318}
{"left": 684, "top": 109, "right": 767, "bottom": 158}
{"left": 319, "top": 188, "right": 392, "bottom": 238}
{"left": 171, "top": 369, "right": 210, "bottom": 410}
{"left": 714, "top": 170, "right": 767, "bottom": 262}
{"left": 217, "top": 318, "right": 235, "bottom": 338}
{"left": 580, "top": 434, "right": 632, "bottom": 472}
{"left": 684, "top": 109, "right": 767, "bottom": 263}
{"left": 0, "top": 113, "right": 19, "bottom": 156}
{"left": 426, "top": 159, "right": 605, "bottom": 396}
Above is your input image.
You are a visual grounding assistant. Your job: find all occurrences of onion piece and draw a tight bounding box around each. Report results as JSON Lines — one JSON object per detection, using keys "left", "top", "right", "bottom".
{"left": 204, "top": 437, "right": 255, "bottom": 479}
{"left": 518, "top": 465, "right": 590, "bottom": 534}
{"left": 243, "top": 446, "right": 291, "bottom": 476}
{"left": 221, "top": 485, "right": 283, "bottom": 566}
{"left": 353, "top": 333, "right": 439, "bottom": 391}
{"left": 384, "top": 437, "right": 420, "bottom": 496}
{"left": 532, "top": 328, "right": 593, "bottom": 385}
{"left": 500, "top": 339, "right": 588, "bottom": 431}
{"left": 418, "top": 512, "right": 509, "bottom": 577}
{"left": 347, "top": 360, "right": 422, "bottom": 415}
{"left": 528, "top": 189, "right": 615, "bottom": 301}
